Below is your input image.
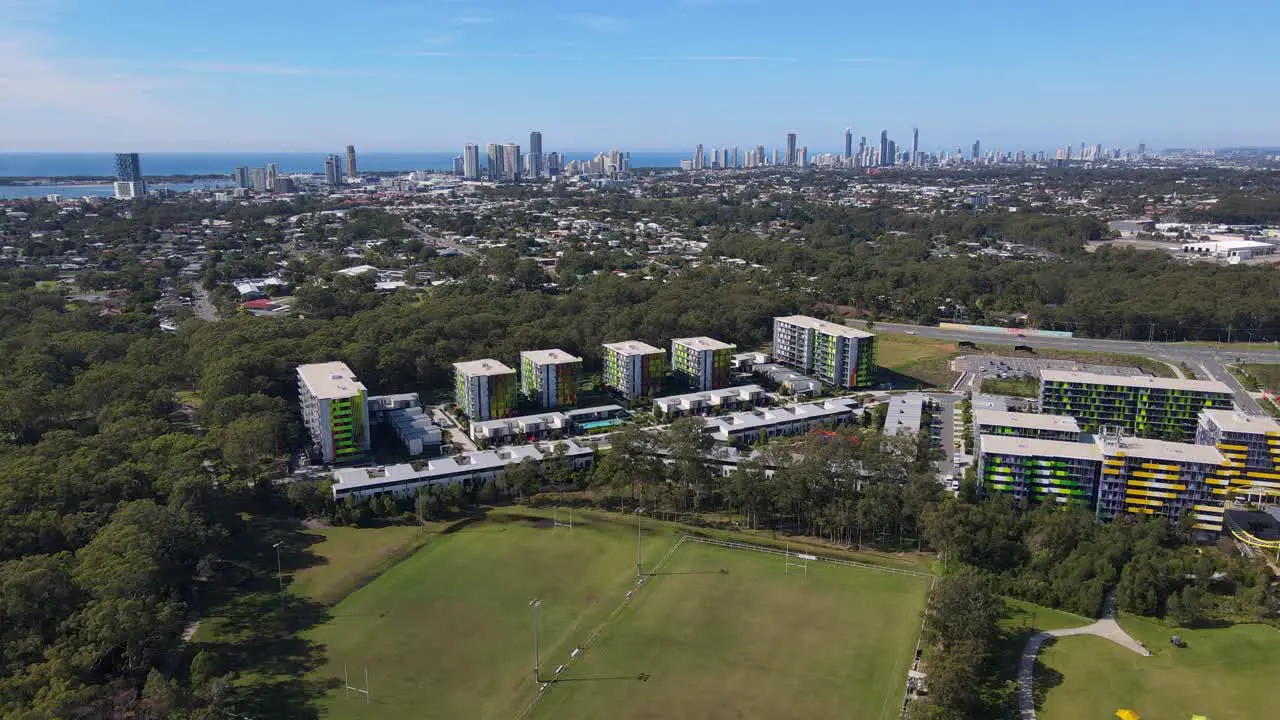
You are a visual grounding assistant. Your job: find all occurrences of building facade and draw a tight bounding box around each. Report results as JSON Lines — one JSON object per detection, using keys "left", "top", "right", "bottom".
{"left": 114, "top": 153, "right": 145, "bottom": 194}
{"left": 463, "top": 144, "right": 481, "bottom": 180}
{"left": 528, "top": 131, "right": 543, "bottom": 178}
{"left": 771, "top": 315, "right": 876, "bottom": 389}
{"left": 974, "top": 410, "right": 1081, "bottom": 442}
{"left": 297, "top": 362, "right": 371, "bottom": 464}
{"left": 978, "top": 435, "right": 1103, "bottom": 506}
{"left": 1039, "top": 370, "right": 1233, "bottom": 440}
{"left": 519, "top": 349, "right": 582, "bottom": 408}
{"left": 1095, "top": 433, "right": 1230, "bottom": 533}
{"left": 671, "top": 337, "right": 735, "bottom": 391}
{"left": 602, "top": 341, "right": 667, "bottom": 400}
{"left": 454, "top": 359, "right": 518, "bottom": 421}
{"left": 1196, "top": 409, "right": 1280, "bottom": 499}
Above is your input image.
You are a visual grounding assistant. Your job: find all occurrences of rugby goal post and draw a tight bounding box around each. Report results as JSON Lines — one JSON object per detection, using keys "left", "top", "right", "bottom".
{"left": 784, "top": 542, "right": 813, "bottom": 577}
{"left": 553, "top": 506, "right": 573, "bottom": 533}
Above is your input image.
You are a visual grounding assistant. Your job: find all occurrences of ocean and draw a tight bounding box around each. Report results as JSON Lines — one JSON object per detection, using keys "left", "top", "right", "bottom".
{"left": 0, "top": 151, "right": 689, "bottom": 198}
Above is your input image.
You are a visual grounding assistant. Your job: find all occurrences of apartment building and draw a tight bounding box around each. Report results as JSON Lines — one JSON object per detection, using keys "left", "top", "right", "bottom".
{"left": 772, "top": 315, "right": 876, "bottom": 389}
{"left": 1039, "top": 369, "right": 1233, "bottom": 440}
{"left": 1195, "top": 409, "right": 1280, "bottom": 499}
{"left": 975, "top": 410, "right": 1081, "bottom": 442}
{"left": 701, "top": 398, "right": 861, "bottom": 444}
{"left": 1095, "top": 432, "right": 1230, "bottom": 533}
{"left": 331, "top": 441, "right": 595, "bottom": 501}
{"left": 602, "top": 340, "right": 667, "bottom": 399}
{"left": 978, "top": 434, "right": 1103, "bottom": 505}
{"left": 454, "top": 359, "right": 518, "bottom": 421}
{"left": 520, "top": 349, "right": 582, "bottom": 408}
{"left": 297, "top": 361, "right": 371, "bottom": 464}
{"left": 671, "top": 336, "right": 736, "bottom": 391}
{"left": 652, "top": 384, "right": 766, "bottom": 418}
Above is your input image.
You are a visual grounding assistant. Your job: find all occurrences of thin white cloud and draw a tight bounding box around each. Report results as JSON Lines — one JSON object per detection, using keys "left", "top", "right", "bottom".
{"left": 423, "top": 33, "right": 457, "bottom": 46}
{"left": 567, "top": 14, "right": 628, "bottom": 32}
{"left": 449, "top": 12, "right": 495, "bottom": 25}
{"left": 635, "top": 55, "right": 799, "bottom": 62}
{"left": 177, "top": 61, "right": 385, "bottom": 77}
{"left": 833, "top": 57, "right": 890, "bottom": 63}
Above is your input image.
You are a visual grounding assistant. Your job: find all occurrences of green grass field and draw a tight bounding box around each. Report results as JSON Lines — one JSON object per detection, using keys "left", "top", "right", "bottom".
{"left": 289, "top": 524, "right": 441, "bottom": 605}
{"left": 530, "top": 541, "right": 932, "bottom": 720}
{"left": 305, "top": 510, "right": 680, "bottom": 720}
{"left": 1036, "top": 614, "right": 1280, "bottom": 720}
{"left": 980, "top": 376, "right": 1040, "bottom": 398}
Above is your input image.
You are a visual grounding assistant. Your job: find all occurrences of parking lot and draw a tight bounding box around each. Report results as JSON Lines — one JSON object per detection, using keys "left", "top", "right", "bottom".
{"left": 953, "top": 355, "right": 1147, "bottom": 393}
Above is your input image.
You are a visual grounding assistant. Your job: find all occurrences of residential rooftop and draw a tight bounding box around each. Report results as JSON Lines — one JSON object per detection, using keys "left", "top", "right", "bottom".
{"left": 1094, "top": 434, "right": 1226, "bottom": 465}
{"left": 980, "top": 434, "right": 1104, "bottom": 462}
{"left": 297, "top": 361, "right": 367, "bottom": 400}
{"left": 975, "top": 410, "right": 1080, "bottom": 433}
{"left": 672, "top": 336, "right": 736, "bottom": 351}
{"left": 1039, "top": 369, "right": 1232, "bottom": 395}
{"left": 453, "top": 358, "right": 516, "bottom": 376}
{"left": 1199, "top": 408, "right": 1280, "bottom": 435}
{"left": 775, "top": 314, "right": 875, "bottom": 338}
{"left": 520, "top": 349, "right": 583, "bottom": 366}
{"left": 602, "top": 340, "right": 665, "bottom": 356}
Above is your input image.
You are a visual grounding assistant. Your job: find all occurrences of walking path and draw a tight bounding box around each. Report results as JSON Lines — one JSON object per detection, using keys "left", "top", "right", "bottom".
{"left": 1017, "top": 593, "right": 1150, "bottom": 719}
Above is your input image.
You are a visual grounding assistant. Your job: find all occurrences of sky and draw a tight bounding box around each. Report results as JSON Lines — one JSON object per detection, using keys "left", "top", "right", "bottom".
{"left": 2, "top": 0, "right": 1279, "bottom": 153}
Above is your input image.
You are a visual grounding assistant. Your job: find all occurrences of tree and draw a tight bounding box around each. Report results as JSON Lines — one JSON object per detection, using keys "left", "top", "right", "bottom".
{"left": 1167, "top": 585, "right": 1204, "bottom": 627}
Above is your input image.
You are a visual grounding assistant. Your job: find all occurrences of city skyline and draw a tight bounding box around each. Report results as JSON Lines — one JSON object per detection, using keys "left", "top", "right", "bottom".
{"left": 4, "top": 1, "right": 1280, "bottom": 151}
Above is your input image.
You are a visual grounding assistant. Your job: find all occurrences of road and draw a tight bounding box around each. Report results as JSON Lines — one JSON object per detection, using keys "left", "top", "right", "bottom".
{"left": 192, "top": 286, "right": 218, "bottom": 322}
{"left": 403, "top": 219, "right": 479, "bottom": 257}
{"left": 849, "top": 319, "right": 1275, "bottom": 415}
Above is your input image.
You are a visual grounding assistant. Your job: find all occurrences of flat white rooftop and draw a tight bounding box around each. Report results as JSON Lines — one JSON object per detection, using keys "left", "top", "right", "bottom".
{"left": 454, "top": 358, "right": 516, "bottom": 376}
{"left": 332, "top": 441, "right": 593, "bottom": 493}
{"left": 1200, "top": 408, "right": 1280, "bottom": 435}
{"left": 1095, "top": 435, "right": 1226, "bottom": 465}
{"left": 775, "top": 315, "right": 874, "bottom": 339}
{"left": 672, "top": 336, "right": 735, "bottom": 351}
{"left": 520, "top": 349, "right": 582, "bottom": 366}
{"left": 297, "top": 361, "right": 366, "bottom": 400}
{"left": 704, "top": 398, "right": 860, "bottom": 435}
{"left": 975, "top": 410, "right": 1080, "bottom": 433}
{"left": 1040, "top": 369, "right": 1232, "bottom": 395}
{"left": 603, "top": 340, "right": 664, "bottom": 356}
{"left": 980, "top": 434, "right": 1104, "bottom": 462}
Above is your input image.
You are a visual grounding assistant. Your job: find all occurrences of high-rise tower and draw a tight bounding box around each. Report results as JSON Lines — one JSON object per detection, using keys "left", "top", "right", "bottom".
{"left": 879, "top": 131, "right": 889, "bottom": 167}
{"left": 345, "top": 145, "right": 358, "bottom": 178}
{"left": 463, "top": 144, "right": 481, "bottom": 180}
{"left": 114, "top": 153, "right": 145, "bottom": 194}
{"left": 528, "top": 131, "right": 544, "bottom": 178}
{"left": 844, "top": 128, "right": 853, "bottom": 160}
{"left": 911, "top": 127, "right": 919, "bottom": 166}
{"left": 785, "top": 133, "right": 797, "bottom": 166}
{"left": 324, "top": 155, "right": 340, "bottom": 185}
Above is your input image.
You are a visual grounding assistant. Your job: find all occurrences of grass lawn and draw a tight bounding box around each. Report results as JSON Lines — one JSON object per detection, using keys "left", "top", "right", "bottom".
{"left": 530, "top": 540, "right": 932, "bottom": 720}
{"left": 876, "top": 334, "right": 961, "bottom": 389}
{"left": 1036, "top": 615, "right": 1280, "bottom": 720}
{"left": 980, "top": 376, "right": 1040, "bottom": 398}
{"left": 304, "top": 509, "right": 680, "bottom": 720}
{"left": 1002, "top": 598, "right": 1093, "bottom": 632}
{"left": 1238, "top": 363, "right": 1280, "bottom": 392}
{"left": 289, "top": 524, "right": 441, "bottom": 606}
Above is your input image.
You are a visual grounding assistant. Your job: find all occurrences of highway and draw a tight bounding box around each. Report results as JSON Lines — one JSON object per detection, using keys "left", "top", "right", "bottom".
{"left": 845, "top": 319, "right": 1280, "bottom": 416}
{"left": 403, "top": 219, "right": 479, "bottom": 257}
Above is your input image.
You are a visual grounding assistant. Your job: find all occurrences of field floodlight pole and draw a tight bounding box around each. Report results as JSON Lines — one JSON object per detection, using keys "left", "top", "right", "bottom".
{"left": 272, "top": 541, "right": 284, "bottom": 607}
{"left": 529, "top": 598, "right": 542, "bottom": 683}
{"left": 635, "top": 507, "right": 645, "bottom": 578}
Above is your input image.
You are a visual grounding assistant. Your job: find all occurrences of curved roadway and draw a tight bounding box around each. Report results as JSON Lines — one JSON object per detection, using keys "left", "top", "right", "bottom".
{"left": 846, "top": 319, "right": 1280, "bottom": 415}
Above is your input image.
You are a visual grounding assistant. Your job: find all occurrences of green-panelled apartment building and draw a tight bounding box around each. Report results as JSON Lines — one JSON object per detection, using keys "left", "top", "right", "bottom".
{"left": 671, "top": 337, "right": 736, "bottom": 391}
{"left": 1038, "top": 369, "right": 1233, "bottom": 440}
{"left": 601, "top": 341, "right": 668, "bottom": 400}
{"left": 454, "top": 358, "right": 518, "bottom": 421}
{"left": 771, "top": 315, "right": 876, "bottom": 389}
{"left": 297, "top": 361, "right": 371, "bottom": 464}
{"left": 519, "top": 349, "right": 583, "bottom": 409}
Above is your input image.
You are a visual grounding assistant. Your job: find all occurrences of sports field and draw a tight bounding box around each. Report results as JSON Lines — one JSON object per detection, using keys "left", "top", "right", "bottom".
{"left": 1036, "top": 614, "right": 1280, "bottom": 720}
{"left": 530, "top": 540, "right": 932, "bottom": 720}
{"left": 304, "top": 510, "right": 931, "bottom": 720}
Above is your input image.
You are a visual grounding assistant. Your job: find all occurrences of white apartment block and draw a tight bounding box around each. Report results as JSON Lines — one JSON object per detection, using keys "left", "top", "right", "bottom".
{"left": 297, "top": 361, "right": 372, "bottom": 464}
{"left": 772, "top": 315, "right": 876, "bottom": 389}
{"left": 454, "top": 359, "right": 518, "bottom": 421}
{"left": 520, "top": 349, "right": 583, "bottom": 408}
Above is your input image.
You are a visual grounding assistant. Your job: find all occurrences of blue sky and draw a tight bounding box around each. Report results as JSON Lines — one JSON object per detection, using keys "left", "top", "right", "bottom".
{"left": 2, "top": 0, "right": 1278, "bottom": 152}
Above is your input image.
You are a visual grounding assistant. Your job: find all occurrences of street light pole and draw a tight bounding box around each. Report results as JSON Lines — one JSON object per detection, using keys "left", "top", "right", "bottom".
{"left": 635, "top": 507, "right": 644, "bottom": 578}
{"left": 272, "top": 541, "right": 283, "bottom": 593}
{"left": 529, "top": 599, "right": 542, "bottom": 683}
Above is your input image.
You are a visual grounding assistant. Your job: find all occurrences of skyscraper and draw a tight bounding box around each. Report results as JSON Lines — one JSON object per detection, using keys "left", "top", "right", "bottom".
{"left": 844, "top": 128, "right": 853, "bottom": 160}
{"left": 250, "top": 168, "right": 266, "bottom": 191}
{"left": 798, "top": 146, "right": 808, "bottom": 167}
{"left": 879, "top": 131, "right": 889, "bottom": 167}
{"left": 911, "top": 127, "right": 919, "bottom": 166}
{"left": 345, "top": 145, "right": 358, "bottom": 178}
{"left": 732, "top": 146, "right": 739, "bottom": 168}
{"left": 233, "top": 166, "right": 250, "bottom": 189}
{"left": 324, "top": 156, "right": 340, "bottom": 185}
{"left": 972, "top": 140, "right": 981, "bottom": 161}
{"left": 693, "top": 144, "right": 705, "bottom": 170}
{"left": 887, "top": 141, "right": 896, "bottom": 166}
{"left": 463, "top": 144, "right": 481, "bottom": 180}
{"left": 501, "top": 143, "right": 521, "bottom": 181}
{"left": 265, "top": 163, "right": 278, "bottom": 190}
{"left": 785, "top": 133, "right": 797, "bottom": 166}
{"left": 114, "top": 153, "right": 145, "bottom": 194}
{"left": 528, "top": 131, "right": 543, "bottom": 178}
